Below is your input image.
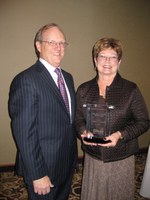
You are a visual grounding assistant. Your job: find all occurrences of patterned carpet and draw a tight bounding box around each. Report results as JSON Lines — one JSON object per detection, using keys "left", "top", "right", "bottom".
{"left": 0, "top": 153, "right": 149, "bottom": 200}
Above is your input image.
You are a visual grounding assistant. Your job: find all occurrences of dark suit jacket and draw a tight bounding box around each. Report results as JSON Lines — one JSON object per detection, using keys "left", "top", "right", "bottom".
{"left": 8, "top": 60, "right": 77, "bottom": 186}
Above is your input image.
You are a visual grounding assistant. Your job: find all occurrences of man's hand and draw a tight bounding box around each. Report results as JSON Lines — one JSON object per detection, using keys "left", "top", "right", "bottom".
{"left": 33, "top": 176, "right": 54, "bottom": 195}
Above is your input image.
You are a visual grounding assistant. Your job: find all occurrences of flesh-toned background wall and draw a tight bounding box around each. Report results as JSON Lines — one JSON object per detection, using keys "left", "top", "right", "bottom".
{"left": 0, "top": 0, "right": 150, "bottom": 165}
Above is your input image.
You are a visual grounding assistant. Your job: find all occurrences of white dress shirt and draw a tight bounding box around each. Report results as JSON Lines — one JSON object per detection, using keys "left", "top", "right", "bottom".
{"left": 39, "top": 58, "right": 72, "bottom": 116}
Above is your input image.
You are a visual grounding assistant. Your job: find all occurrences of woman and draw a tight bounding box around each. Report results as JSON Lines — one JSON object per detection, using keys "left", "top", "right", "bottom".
{"left": 76, "top": 38, "right": 150, "bottom": 200}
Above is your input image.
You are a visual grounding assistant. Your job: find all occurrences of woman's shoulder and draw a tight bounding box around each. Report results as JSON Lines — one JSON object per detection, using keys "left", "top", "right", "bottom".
{"left": 77, "top": 77, "right": 97, "bottom": 90}
{"left": 76, "top": 77, "right": 98, "bottom": 98}
{"left": 117, "top": 74, "right": 137, "bottom": 89}
{"left": 122, "top": 77, "right": 137, "bottom": 89}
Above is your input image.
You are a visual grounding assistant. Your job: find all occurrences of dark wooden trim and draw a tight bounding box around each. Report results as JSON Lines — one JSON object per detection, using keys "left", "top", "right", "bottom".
{"left": 0, "top": 164, "right": 14, "bottom": 172}
{"left": 136, "top": 147, "right": 148, "bottom": 154}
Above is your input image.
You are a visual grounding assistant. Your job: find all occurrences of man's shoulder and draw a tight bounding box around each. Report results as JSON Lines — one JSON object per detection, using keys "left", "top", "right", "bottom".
{"left": 10, "top": 61, "right": 44, "bottom": 87}
{"left": 13, "top": 61, "right": 43, "bottom": 78}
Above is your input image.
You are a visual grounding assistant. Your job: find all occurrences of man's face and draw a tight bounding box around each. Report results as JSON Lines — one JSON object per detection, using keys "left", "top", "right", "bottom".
{"left": 36, "top": 27, "right": 66, "bottom": 67}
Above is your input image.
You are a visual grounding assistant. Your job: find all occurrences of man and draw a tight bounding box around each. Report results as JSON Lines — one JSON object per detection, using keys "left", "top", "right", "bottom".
{"left": 8, "top": 23, "right": 77, "bottom": 200}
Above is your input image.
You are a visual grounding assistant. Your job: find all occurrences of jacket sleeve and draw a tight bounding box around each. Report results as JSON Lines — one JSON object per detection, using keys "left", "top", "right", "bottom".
{"left": 8, "top": 74, "right": 47, "bottom": 181}
{"left": 120, "top": 86, "right": 150, "bottom": 141}
{"left": 75, "top": 87, "right": 87, "bottom": 138}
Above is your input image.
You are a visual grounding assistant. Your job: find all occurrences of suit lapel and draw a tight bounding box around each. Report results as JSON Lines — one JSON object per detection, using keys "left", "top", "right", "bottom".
{"left": 35, "top": 61, "right": 70, "bottom": 115}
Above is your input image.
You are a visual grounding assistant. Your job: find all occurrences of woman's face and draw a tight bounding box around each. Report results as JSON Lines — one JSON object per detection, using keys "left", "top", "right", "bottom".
{"left": 94, "top": 48, "right": 121, "bottom": 77}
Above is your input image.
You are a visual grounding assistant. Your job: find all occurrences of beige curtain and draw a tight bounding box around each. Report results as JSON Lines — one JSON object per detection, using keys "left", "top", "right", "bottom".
{"left": 140, "top": 144, "right": 150, "bottom": 198}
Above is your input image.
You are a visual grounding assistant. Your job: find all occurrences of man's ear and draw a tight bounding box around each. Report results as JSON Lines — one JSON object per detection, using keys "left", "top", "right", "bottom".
{"left": 35, "top": 41, "right": 41, "bottom": 53}
{"left": 94, "top": 57, "right": 97, "bottom": 66}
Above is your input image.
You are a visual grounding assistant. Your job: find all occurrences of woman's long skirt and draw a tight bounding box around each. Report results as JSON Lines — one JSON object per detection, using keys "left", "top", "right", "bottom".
{"left": 81, "top": 153, "right": 135, "bottom": 200}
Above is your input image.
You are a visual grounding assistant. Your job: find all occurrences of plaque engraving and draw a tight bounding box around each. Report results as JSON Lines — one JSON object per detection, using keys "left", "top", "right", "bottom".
{"left": 83, "top": 104, "right": 111, "bottom": 144}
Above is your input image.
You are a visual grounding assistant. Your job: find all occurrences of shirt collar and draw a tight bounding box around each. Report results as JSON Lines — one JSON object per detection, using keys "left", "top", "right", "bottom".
{"left": 39, "top": 57, "right": 61, "bottom": 73}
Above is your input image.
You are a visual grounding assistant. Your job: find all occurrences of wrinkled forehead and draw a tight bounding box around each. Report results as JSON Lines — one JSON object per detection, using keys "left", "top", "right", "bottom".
{"left": 42, "top": 27, "right": 66, "bottom": 41}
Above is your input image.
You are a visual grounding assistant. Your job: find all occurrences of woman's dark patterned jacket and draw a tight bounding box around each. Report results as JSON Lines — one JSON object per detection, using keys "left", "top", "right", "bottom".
{"left": 76, "top": 73, "right": 150, "bottom": 162}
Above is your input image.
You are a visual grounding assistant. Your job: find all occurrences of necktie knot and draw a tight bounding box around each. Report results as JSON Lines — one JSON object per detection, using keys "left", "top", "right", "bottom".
{"left": 55, "top": 68, "right": 61, "bottom": 77}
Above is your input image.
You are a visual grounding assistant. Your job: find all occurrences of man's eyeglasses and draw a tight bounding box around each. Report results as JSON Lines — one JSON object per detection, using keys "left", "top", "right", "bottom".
{"left": 41, "top": 40, "right": 68, "bottom": 48}
{"left": 98, "top": 54, "right": 118, "bottom": 62}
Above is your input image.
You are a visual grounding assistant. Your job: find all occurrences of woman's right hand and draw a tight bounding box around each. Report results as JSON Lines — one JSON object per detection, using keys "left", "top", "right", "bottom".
{"left": 81, "top": 130, "right": 97, "bottom": 146}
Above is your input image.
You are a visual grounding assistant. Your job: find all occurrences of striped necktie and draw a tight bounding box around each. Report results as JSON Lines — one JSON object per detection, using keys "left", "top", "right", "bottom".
{"left": 55, "top": 68, "right": 70, "bottom": 113}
